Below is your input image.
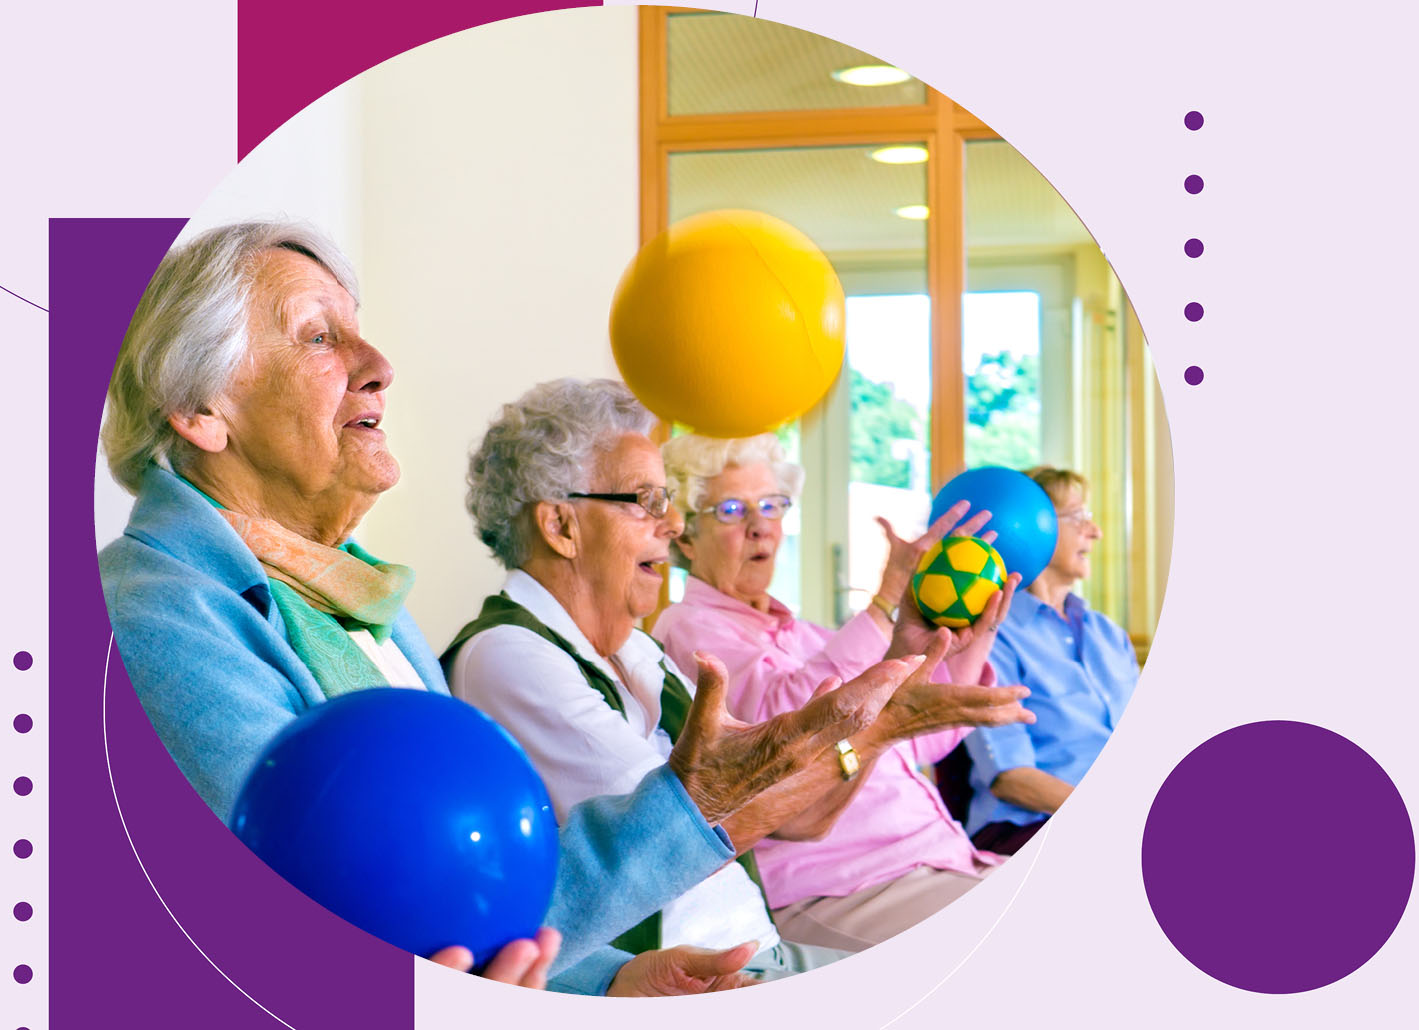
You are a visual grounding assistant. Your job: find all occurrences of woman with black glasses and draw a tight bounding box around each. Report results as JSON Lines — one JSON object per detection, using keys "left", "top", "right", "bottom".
{"left": 654, "top": 432, "right": 1026, "bottom": 952}
{"left": 443, "top": 379, "right": 1032, "bottom": 982}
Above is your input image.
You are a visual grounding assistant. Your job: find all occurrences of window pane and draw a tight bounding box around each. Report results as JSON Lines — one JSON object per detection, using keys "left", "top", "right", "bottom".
{"left": 963, "top": 291, "right": 1041, "bottom": 469}
{"left": 668, "top": 12, "right": 926, "bottom": 115}
{"left": 847, "top": 295, "right": 932, "bottom": 615}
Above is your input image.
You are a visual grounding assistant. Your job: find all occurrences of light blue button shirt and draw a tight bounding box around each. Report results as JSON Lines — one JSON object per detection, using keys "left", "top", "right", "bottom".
{"left": 964, "top": 590, "right": 1140, "bottom": 833}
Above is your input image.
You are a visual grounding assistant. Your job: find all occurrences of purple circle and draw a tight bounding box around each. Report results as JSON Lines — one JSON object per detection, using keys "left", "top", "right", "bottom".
{"left": 1143, "top": 721, "right": 1414, "bottom": 993}
{"left": 1184, "top": 174, "right": 1204, "bottom": 194}
{"left": 13, "top": 965, "right": 32, "bottom": 985}
{"left": 12, "top": 839, "right": 32, "bottom": 859}
{"left": 1184, "top": 302, "right": 1204, "bottom": 322}
{"left": 1184, "top": 238, "right": 1204, "bottom": 258}
{"left": 1185, "top": 110, "right": 1204, "bottom": 130}
{"left": 1184, "top": 365, "right": 1205, "bottom": 385}
{"left": 11, "top": 651, "right": 32, "bottom": 671}
{"left": 12, "top": 777, "right": 32, "bottom": 797}
{"left": 13, "top": 902, "right": 32, "bottom": 922}
{"left": 13, "top": 714, "right": 31, "bottom": 734}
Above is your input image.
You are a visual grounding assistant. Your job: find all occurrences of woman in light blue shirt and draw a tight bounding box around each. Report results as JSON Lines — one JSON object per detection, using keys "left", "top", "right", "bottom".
{"left": 963, "top": 467, "right": 1140, "bottom": 854}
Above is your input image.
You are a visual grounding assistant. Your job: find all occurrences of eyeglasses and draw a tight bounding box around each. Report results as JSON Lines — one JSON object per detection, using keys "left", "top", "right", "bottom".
{"left": 568, "top": 486, "right": 675, "bottom": 519}
{"left": 698, "top": 494, "right": 793, "bottom": 525}
{"left": 1057, "top": 508, "right": 1094, "bottom": 525}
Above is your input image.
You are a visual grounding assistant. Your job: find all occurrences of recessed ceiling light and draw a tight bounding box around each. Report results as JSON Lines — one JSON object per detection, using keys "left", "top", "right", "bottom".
{"left": 870, "top": 145, "right": 928, "bottom": 165}
{"left": 831, "top": 64, "right": 912, "bottom": 87}
{"left": 895, "top": 205, "right": 930, "bottom": 220}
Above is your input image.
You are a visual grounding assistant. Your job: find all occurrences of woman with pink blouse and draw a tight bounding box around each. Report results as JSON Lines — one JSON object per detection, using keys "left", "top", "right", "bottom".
{"left": 655, "top": 433, "right": 1023, "bottom": 951}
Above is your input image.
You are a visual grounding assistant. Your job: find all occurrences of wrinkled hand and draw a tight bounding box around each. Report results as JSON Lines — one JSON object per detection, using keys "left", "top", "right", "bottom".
{"left": 607, "top": 941, "right": 760, "bottom": 996}
{"left": 876, "top": 501, "right": 997, "bottom": 607}
{"left": 875, "top": 632, "right": 1034, "bottom": 745}
{"left": 670, "top": 652, "right": 923, "bottom": 826}
{"left": 943, "top": 571, "right": 1021, "bottom": 685}
{"left": 427, "top": 928, "right": 561, "bottom": 990}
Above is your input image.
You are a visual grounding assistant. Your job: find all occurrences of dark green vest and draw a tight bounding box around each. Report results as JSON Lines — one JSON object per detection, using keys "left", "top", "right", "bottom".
{"left": 442, "top": 592, "right": 768, "bottom": 955}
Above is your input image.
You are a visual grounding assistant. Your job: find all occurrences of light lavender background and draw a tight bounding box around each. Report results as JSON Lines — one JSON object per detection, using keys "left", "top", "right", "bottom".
{"left": 3, "top": 0, "right": 1415, "bottom": 1027}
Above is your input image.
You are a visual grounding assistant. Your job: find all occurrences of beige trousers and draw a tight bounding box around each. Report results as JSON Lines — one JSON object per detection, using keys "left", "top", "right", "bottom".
{"left": 770, "top": 864, "right": 997, "bottom": 952}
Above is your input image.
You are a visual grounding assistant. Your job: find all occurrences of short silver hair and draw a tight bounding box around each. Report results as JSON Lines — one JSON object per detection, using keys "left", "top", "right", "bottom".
{"left": 467, "top": 378, "right": 657, "bottom": 569}
{"left": 99, "top": 221, "right": 359, "bottom": 493}
{"left": 661, "top": 432, "right": 804, "bottom": 568}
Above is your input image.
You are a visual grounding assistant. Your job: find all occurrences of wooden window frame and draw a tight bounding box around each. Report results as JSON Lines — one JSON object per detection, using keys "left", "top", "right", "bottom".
{"left": 638, "top": 5, "right": 994, "bottom": 489}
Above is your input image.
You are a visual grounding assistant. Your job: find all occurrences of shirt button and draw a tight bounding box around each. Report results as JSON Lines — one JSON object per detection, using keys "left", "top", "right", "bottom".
{"left": 1064, "top": 636, "right": 1073, "bottom": 644}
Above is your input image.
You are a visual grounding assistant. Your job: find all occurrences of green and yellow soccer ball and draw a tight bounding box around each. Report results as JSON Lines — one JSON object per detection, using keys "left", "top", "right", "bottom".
{"left": 911, "top": 536, "right": 1007, "bottom": 628}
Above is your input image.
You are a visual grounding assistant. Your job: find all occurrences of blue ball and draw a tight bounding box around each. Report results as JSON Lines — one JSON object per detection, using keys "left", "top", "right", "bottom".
{"left": 230, "top": 688, "right": 559, "bottom": 963}
{"left": 930, "top": 466, "right": 1059, "bottom": 588}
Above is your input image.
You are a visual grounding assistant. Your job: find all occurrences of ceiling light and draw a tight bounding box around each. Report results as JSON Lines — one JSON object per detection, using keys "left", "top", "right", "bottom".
{"left": 831, "top": 64, "right": 912, "bottom": 87}
{"left": 895, "top": 205, "right": 930, "bottom": 220}
{"left": 870, "top": 145, "right": 928, "bottom": 165}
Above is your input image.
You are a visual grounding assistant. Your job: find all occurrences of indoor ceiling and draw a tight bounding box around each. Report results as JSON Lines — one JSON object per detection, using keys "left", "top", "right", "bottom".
{"left": 666, "top": 12, "right": 1097, "bottom": 259}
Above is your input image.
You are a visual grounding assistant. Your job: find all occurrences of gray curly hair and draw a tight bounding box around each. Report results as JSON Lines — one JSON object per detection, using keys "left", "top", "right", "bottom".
{"left": 467, "top": 378, "right": 657, "bottom": 569}
{"left": 660, "top": 432, "right": 804, "bottom": 568}
{"left": 99, "top": 221, "right": 358, "bottom": 494}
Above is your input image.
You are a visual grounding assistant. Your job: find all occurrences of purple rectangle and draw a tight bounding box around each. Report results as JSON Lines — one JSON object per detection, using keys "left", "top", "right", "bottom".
{"left": 50, "top": 218, "right": 413, "bottom": 1029}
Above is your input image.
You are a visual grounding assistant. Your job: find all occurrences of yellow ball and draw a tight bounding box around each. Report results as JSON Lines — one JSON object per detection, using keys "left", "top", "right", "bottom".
{"left": 609, "top": 209, "right": 846, "bottom": 437}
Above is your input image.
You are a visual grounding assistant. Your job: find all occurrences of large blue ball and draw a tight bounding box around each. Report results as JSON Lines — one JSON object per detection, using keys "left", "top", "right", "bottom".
{"left": 930, "top": 466, "right": 1059, "bottom": 588}
{"left": 230, "top": 689, "right": 559, "bottom": 963}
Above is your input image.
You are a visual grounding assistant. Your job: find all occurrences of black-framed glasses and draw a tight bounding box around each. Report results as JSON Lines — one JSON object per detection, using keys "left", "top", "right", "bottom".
{"left": 698, "top": 494, "right": 792, "bottom": 524}
{"left": 568, "top": 486, "right": 675, "bottom": 519}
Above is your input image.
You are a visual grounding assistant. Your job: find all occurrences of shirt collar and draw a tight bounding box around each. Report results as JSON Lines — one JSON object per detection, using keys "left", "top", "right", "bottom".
{"left": 1008, "top": 587, "right": 1090, "bottom": 624}
{"left": 502, "top": 568, "right": 667, "bottom": 681}
{"left": 683, "top": 574, "right": 794, "bottom": 628}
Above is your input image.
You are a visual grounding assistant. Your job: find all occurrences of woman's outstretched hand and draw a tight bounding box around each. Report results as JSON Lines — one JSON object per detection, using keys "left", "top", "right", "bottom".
{"left": 608, "top": 941, "right": 760, "bottom": 996}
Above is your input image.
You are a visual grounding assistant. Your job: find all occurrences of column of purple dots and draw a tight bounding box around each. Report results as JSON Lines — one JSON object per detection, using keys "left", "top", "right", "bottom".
{"left": 12, "top": 650, "right": 35, "bottom": 1003}
{"left": 1183, "top": 111, "right": 1205, "bottom": 386}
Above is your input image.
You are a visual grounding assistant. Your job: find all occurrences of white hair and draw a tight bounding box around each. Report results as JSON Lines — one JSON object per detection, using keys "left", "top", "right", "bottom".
{"left": 660, "top": 432, "right": 804, "bottom": 568}
{"left": 466, "top": 378, "right": 657, "bottom": 569}
{"left": 100, "top": 221, "right": 358, "bottom": 493}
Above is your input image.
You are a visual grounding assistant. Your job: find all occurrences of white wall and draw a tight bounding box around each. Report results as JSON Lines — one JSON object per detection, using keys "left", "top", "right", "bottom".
{"left": 353, "top": 7, "right": 640, "bottom": 649}
{"left": 94, "top": 6, "right": 641, "bottom": 654}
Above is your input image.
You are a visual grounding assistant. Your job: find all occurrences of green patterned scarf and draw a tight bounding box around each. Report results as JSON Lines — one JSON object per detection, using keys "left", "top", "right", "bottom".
{"left": 217, "top": 509, "right": 415, "bottom": 699}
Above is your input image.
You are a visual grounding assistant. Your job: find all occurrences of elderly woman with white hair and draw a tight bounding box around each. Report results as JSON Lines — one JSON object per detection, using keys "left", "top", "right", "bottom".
{"left": 97, "top": 223, "right": 898, "bottom": 996}
{"left": 653, "top": 432, "right": 1025, "bottom": 952}
{"left": 444, "top": 379, "right": 1032, "bottom": 979}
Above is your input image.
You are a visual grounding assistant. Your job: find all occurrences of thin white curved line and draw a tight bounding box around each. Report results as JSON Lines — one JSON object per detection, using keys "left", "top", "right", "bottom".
{"left": 102, "top": 633, "right": 300, "bottom": 1030}
{"left": 877, "top": 821, "right": 1051, "bottom": 1029}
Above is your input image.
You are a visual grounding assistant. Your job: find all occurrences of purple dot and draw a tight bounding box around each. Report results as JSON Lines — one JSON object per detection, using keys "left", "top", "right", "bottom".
{"left": 13, "top": 964, "right": 32, "bottom": 984}
{"left": 13, "top": 714, "right": 31, "bottom": 734}
{"left": 1184, "top": 302, "right": 1204, "bottom": 322}
{"left": 1144, "top": 721, "right": 1414, "bottom": 993}
{"left": 1184, "top": 238, "right": 1204, "bottom": 258}
{"left": 13, "top": 902, "right": 32, "bottom": 921}
{"left": 1184, "top": 174, "right": 1204, "bottom": 194}
{"left": 1184, "top": 110, "right": 1204, "bottom": 130}
{"left": 12, "top": 839, "right": 32, "bottom": 859}
{"left": 1184, "top": 365, "right": 1204, "bottom": 385}
{"left": 12, "top": 777, "right": 32, "bottom": 797}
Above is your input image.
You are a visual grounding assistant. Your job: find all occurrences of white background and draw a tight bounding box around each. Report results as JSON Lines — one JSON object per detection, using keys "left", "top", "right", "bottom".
{"left": 4, "top": 1, "right": 1416, "bottom": 1027}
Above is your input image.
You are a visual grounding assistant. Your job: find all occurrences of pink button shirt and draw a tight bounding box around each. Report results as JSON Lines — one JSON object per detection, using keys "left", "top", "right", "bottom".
{"left": 653, "top": 576, "right": 1000, "bottom": 908}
